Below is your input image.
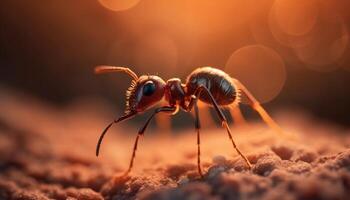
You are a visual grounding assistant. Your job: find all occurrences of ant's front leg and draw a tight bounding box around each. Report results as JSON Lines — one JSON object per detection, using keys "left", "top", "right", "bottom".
{"left": 124, "top": 106, "right": 177, "bottom": 176}
{"left": 96, "top": 111, "right": 137, "bottom": 157}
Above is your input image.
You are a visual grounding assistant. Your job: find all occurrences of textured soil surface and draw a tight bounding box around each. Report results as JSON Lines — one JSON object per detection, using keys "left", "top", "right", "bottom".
{"left": 0, "top": 89, "right": 350, "bottom": 200}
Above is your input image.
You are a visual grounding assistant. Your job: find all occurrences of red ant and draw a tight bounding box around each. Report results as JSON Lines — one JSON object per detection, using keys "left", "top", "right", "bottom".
{"left": 95, "top": 66, "right": 283, "bottom": 177}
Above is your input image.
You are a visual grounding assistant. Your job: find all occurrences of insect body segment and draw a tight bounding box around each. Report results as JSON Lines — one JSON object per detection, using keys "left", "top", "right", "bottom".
{"left": 186, "top": 67, "right": 238, "bottom": 106}
{"left": 126, "top": 75, "right": 166, "bottom": 113}
{"left": 95, "top": 66, "right": 283, "bottom": 177}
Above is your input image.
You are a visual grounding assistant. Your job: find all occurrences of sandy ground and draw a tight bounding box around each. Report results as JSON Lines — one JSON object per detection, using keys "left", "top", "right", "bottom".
{"left": 0, "top": 89, "right": 350, "bottom": 200}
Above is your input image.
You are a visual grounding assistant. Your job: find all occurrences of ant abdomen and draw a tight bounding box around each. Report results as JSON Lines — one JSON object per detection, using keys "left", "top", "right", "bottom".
{"left": 186, "top": 67, "right": 238, "bottom": 106}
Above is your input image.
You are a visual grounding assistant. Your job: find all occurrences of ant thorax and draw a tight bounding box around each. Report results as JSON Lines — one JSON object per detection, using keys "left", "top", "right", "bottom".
{"left": 164, "top": 78, "right": 186, "bottom": 107}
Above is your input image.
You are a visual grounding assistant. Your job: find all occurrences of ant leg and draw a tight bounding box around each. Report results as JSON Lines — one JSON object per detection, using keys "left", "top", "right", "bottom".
{"left": 139, "top": 106, "right": 178, "bottom": 135}
{"left": 189, "top": 86, "right": 252, "bottom": 169}
{"left": 96, "top": 111, "right": 137, "bottom": 156}
{"left": 193, "top": 101, "right": 204, "bottom": 177}
{"left": 233, "top": 79, "right": 284, "bottom": 135}
{"left": 124, "top": 106, "right": 177, "bottom": 176}
{"left": 125, "top": 133, "right": 140, "bottom": 176}
{"left": 222, "top": 119, "right": 252, "bottom": 169}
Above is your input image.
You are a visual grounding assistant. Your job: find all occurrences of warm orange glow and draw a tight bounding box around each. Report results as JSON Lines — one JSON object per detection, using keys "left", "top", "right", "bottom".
{"left": 133, "top": 32, "right": 179, "bottom": 77}
{"left": 273, "top": 0, "right": 319, "bottom": 36}
{"left": 155, "top": 112, "right": 172, "bottom": 135}
{"left": 252, "top": 103, "right": 284, "bottom": 136}
{"left": 268, "top": 2, "right": 314, "bottom": 49}
{"left": 229, "top": 106, "right": 247, "bottom": 126}
{"left": 2, "top": 1, "right": 350, "bottom": 198}
{"left": 98, "top": 0, "right": 140, "bottom": 12}
{"left": 97, "top": 0, "right": 349, "bottom": 76}
{"left": 225, "top": 45, "right": 286, "bottom": 103}
{"left": 294, "top": 17, "right": 348, "bottom": 71}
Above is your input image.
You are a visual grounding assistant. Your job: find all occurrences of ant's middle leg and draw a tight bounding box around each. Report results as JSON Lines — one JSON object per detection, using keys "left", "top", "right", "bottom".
{"left": 124, "top": 106, "right": 177, "bottom": 176}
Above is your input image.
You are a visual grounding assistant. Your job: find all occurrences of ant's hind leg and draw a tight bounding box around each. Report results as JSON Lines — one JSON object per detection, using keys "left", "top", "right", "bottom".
{"left": 192, "top": 86, "right": 252, "bottom": 169}
{"left": 233, "top": 79, "right": 284, "bottom": 135}
{"left": 221, "top": 121, "right": 252, "bottom": 169}
{"left": 193, "top": 101, "right": 204, "bottom": 177}
{"left": 124, "top": 106, "right": 177, "bottom": 176}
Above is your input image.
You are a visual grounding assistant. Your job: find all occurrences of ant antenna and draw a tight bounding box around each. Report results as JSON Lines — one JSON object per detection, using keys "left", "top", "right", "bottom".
{"left": 95, "top": 66, "right": 139, "bottom": 81}
{"left": 96, "top": 111, "right": 137, "bottom": 156}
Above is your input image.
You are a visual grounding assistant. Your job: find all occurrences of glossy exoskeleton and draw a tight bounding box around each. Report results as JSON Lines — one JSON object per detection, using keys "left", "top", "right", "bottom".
{"left": 94, "top": 66, "right": 283, "bottom": 177}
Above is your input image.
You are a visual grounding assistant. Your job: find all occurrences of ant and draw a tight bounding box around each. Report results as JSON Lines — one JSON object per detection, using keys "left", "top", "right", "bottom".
{"left": 94, "top": 66, "right": 283, "bottom": 177}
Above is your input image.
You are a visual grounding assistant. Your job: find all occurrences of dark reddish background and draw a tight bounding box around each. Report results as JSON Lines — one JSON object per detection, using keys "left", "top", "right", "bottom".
{"left": 0, "top": 0, "right": 349, "bottom": 126}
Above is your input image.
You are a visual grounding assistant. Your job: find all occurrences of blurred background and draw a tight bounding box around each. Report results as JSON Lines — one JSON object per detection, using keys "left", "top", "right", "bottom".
{"left": 0, "top": 0, "right": 349, "bottom": 126}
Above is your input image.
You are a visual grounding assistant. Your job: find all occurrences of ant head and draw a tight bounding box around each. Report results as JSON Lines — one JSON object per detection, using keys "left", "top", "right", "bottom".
{"left": 94, "top": 66, "right": 166, "bottom": 157}
{"left": 94, "top": 66, "right": 165, "bottom": 114}
{"left": 125, "top": 75, "right": 166, "bottom": 114}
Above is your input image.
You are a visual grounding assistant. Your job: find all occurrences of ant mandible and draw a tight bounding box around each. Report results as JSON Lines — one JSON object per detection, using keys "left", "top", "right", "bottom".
{"left": 94, "top": 66, "right": 283, "bottom": 177}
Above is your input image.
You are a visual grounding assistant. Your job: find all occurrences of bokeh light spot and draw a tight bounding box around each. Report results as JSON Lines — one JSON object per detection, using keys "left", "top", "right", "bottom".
{"left": 293, "top": 15, "right": 348, "bottom": 71}
{"left": 268, "top": 1, "right": 315, "bottom": 48}
{"left": 98, "top": 0, "right": 140, "bottom": 12}
{"left": 225, "top": 45, "right": 286, "bottom": 103}
{"left": 273, "top": 0, "right": 319, "bottom": 36}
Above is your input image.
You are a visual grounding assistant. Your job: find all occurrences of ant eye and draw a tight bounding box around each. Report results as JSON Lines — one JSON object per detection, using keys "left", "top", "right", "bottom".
{"left": 143, "top": 81, "right": 156, "bottom": 96}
